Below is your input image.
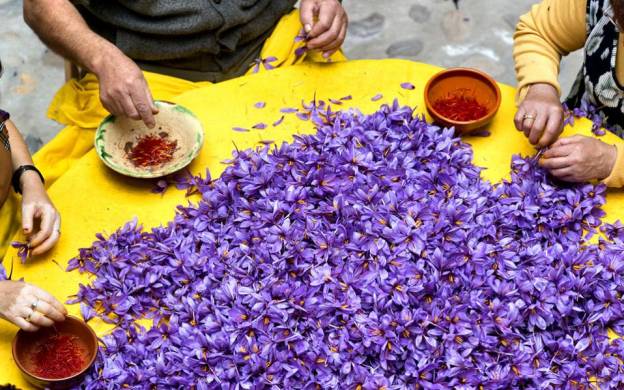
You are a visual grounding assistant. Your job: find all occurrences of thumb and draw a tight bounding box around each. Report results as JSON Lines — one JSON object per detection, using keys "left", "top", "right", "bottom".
{"left": 300, "top": 0, "right": 317, "bottom": 34}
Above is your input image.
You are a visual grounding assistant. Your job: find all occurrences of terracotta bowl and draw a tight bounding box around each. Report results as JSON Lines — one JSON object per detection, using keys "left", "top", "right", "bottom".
{"left": 95, "top": 100, "right": 204, "bottom": 178}
{"left": 12, "top": 316, "right": 99, "bottom": 389}
{"left": 424, "top": 67, "right": 501, "bottom": 135}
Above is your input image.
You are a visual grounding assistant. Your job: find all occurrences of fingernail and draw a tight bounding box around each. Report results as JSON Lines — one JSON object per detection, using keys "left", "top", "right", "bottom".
{"left": 323, "top": 52, "right": 330, "bottom": 58}
{"left": 305, "top": 24, "right": 312, "bottom": 33}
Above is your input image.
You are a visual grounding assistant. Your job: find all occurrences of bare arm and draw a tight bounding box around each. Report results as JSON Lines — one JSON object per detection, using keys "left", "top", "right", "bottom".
{"left": 6, "top": 120, "right": 61, "bottom": 255}
{"left": 23, "top": 0, "right": 158, "bottom": 127}
{"left": 23, "top": 0, "right": 112, "bottom": 74}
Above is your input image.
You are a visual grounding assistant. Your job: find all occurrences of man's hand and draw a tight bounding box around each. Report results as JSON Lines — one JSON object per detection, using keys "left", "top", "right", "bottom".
{"left": 92, "top": 48, "right": 159, "bottom": 128}
{"left": 514, "top": 83, "right": 564, "bottom": 148}
{"left": 300, "top": 0, "right": 348, "bottom": 58}
{"left": 539, "top": 135, "right": 617, "bottom": 182}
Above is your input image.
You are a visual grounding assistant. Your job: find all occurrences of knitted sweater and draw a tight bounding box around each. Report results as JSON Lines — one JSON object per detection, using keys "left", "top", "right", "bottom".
{"left": 75, "top": 0, "right": 297, "bottom": 70}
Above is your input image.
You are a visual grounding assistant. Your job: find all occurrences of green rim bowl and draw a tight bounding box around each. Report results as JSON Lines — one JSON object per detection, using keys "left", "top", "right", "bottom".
{"left": 95, "top": 101, "right": 204, "bottom": 178}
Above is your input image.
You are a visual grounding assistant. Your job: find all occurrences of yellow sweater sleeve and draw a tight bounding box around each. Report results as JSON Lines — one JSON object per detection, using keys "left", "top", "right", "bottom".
{"left": 602, "top": 142, "right": 624, "bottom": 187}
{"left": 513, "top": 0, "right": 587, "bottom": 101}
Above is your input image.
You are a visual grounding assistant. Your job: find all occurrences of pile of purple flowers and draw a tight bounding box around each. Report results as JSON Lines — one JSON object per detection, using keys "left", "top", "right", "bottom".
{"left": 67, "top": 100, "right": 624, "bottom": 389}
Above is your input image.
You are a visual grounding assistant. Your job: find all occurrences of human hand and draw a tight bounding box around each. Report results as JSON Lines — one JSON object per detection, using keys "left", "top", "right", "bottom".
{"left": 539, "top": 135, "right": 617, "bottom": 182}
{"left": 21, "top": 172, "right": 61, "bottom": 256}
{"left": 300, "top": 0, "right": 348, "bottom": 58}
{"left": 93, "top": 48, "right": 159, "bottom": 128}
{"left": 0, "top": 280, "right": 67, "bottom": 332}
{"left": 514, "top": 83, "right": 564, "bottom": 148}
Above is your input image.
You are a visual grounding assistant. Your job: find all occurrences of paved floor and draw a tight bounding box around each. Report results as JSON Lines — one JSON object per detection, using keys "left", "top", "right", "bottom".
{"left": 0, "top": 0, "right": 583, "bottom": 153}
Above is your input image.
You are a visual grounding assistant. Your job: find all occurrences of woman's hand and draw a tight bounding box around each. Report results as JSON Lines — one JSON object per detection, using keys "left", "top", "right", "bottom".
{"left": 300, "top": 0, "right": 348, "bottom": 58}
{"left": 514, "top": 83, "right": 564, "bottom": 148}
{"left": 539, "top": 135, "right": 617, "bottom": 182}
{"left": 0, "top": 280, "right": 67, "bottom": 332}
{"left": 21, "top": 172, "right": 61, "bottom": 256}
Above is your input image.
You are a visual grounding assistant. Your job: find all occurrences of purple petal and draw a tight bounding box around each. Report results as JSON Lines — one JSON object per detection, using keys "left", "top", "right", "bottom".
{"left": 371, "top": 94, "right": 383, "bottom": 102}
{"left": 273, "top": 116, "right": 285, "bottom": 127}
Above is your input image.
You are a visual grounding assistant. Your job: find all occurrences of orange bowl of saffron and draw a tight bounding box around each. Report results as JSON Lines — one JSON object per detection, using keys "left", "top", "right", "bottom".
{"left": 424, "top": 67, "right": 501, "bottom": 136}
{"left": 12, "top": 315, "right": 98, "bottom": 389}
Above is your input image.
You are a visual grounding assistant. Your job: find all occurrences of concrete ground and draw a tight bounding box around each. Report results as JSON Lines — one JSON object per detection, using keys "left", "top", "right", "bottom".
{"left": 0, "top": 0, "right": 583, "bottom": 153}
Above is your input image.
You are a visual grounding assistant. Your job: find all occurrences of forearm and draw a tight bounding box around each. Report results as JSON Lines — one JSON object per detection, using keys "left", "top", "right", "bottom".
{"left": 23, "top": 0, "right": 121, "bottom": 74}
{"left": 6, "top": 121, "right": 43, "bottom": 192}
{"left": 513, "top": 0, "right": 587, "bottom": 101}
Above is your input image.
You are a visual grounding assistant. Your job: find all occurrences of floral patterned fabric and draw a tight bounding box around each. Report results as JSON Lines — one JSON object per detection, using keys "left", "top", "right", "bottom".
{"left": 566, "top": 0, "right": 624, "bottom": 137}
{"left": 0, "top": 109, "right": 9, "bottom": 152}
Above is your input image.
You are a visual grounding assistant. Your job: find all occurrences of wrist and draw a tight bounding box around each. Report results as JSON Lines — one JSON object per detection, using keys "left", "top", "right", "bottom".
{"left": 602, "top": 144, "right": 618, "bottom": 180}
{"left": 87, "top": 41, "right": 119, "bottom": 76}
{"left": 527, "top": 83, "right": 559, "bottom": 98}
{"left": 12, "top": 165, "right": 44, "bottom": 194}
{"left": 20, "top": 170, "right": 45, "bottom": 193}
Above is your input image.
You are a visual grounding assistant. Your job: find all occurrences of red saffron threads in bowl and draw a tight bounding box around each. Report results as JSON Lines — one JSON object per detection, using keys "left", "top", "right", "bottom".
{"left": 433, "top": 90, "right": 489, "bottom": 122}
{"left": 31, "top": 334, "right": 86, "bottom": 379}
{"left": 129, "top": 134, "right": 178, "bottom": 168}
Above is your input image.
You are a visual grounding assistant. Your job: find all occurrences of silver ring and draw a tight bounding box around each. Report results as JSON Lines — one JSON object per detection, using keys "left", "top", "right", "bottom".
{"left": 30, "top": 300, "right": 39, "bottom": 311}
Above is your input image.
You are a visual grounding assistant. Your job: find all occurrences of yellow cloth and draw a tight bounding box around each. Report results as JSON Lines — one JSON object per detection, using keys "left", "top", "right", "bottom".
{"left": 0, "top": 9, "right": 345, "bottom": 259}
{"left": 2, "top": 58, "right": 624, "bottom": 388}
{"left": 513, "top": 0, "right": 624, "bottom": 188}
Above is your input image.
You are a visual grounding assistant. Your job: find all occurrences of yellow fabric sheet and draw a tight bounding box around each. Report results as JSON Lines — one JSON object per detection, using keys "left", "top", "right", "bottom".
{"left": 1, "top": 58, "right": 624, "bottom": 387}
{"left": 0, "top": 9, "right": 344, "bottom": 260}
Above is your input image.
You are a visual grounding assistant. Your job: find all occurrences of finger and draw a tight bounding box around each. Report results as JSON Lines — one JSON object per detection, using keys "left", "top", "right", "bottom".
{"left": 32, "top": 299, "right": 65, "bottom": 322}
{"left": 100, "top": 92, "right": 125, "bottom": 117}
{"left": 29, "top": 206, "right": 55, "bottom": 248}
{"left": 308, "top": 12, "right": 342, "bottom": 49}
{"left": 551, "top": 135, "right": 584, "bottom": 148}
{"left": 120, "top": 95, "right": 141, "bottom": 121}
{"left": 21, "top": 204, "right": 35, "bottom": 236}
{"left": 33, "top": 287, "right": 68, "bottom": 315}
{"left": 528, "top": 114, "right": 547, "bottom": 145}
{"left": 549, "top": 167, "right": 575, "bottom": 178}
{"left": 30, "top": 227, "right": 59, "bottom": 256}
{"left": 309, "top": 2, "right": 336, "bottom": 38}
{"left": 131, "top": 84, "right": 157, "bottom": 129}
{"left": 539, "top": 156, "right": 572, "bottom": 170}
{"left": 538, "top": 109, "right": 564, "bottom": 148}
{"left": 522, "top": 116, "right": 536, "bottom": 139}
{"left": 321, "top": 22, "right": 347, "bottom": 57}
{"left": 299, "top": 0, "right": 317, "bottom": 34}
{"left": 542, "top": 144, "right": 575, "bottom": 159}
{"left": 10, "top": 315, "right": 39, "bottom": 332}
{"left": 146, "top": 89, "right": 159, "bottom": 115}
{"left": 514, "top": 107, "right": 526, "bottom": 131}
{"left": 27, "top": 310, "right": 54, "bottom": 327}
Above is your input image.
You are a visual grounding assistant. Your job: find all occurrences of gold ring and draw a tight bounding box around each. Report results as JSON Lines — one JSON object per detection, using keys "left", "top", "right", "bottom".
{"left": 25, "top": 310, "right": 34, "bottom": 322}
{"left": 523, "top": 114, "right": 536, "bottom": 121}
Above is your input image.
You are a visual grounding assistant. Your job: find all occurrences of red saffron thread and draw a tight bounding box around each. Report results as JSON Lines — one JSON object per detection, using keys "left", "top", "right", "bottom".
{"left": 32, "top": 334, "right": 86, "bottom": 379}
{"left": 129, "top": 134, "right": 177, "bottom": 168}
{"left": 433, "top": 90, "right": 489, "bottom": 122}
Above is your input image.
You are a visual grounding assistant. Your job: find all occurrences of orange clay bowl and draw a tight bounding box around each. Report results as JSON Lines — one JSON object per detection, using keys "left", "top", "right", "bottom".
{"left": 424, "top": 67, "right": 501, "bottom": 135}
{"left": 12, "top": 315, "right": 98, "bottom": 389}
